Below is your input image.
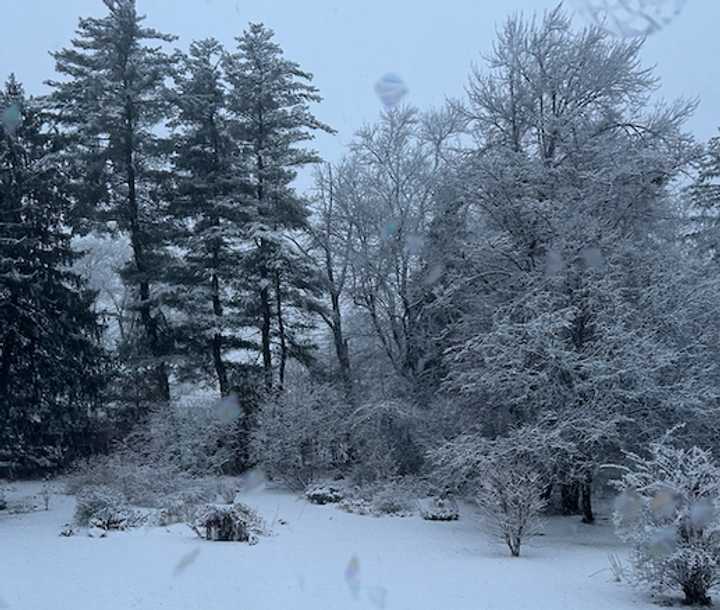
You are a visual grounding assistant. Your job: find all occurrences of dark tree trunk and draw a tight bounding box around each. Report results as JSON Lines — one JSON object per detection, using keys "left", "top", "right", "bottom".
{"left": 580, "top": 474, "right": 594, "bottom": 524}
{"left": 273, "top": 270, "right": 287, "bottom": 389}
{"left": 0, "top": 330, "right": 15, "bottom": 402}
{"left": 560, "top": 482, "right": 580, "bottom": 515}
{"left": 212, "top": 333, "right": 228, "bottom": 397}
{"left": 683, "top": 576, "right": 712, "bottom": 606}
{"left": 255, "top": 146, "right": 273, "bottom": 391}
{"left": 541, "top": 481, "right": 554, "bottom": 503}
{"left": 210, "top": 269, "right": 228, "bottom": 396}
{"left": 330, "top": 291, "right": 351, "bottom": 390}
{"left": 259, "top": 276, "right": 273, "bottom": 391}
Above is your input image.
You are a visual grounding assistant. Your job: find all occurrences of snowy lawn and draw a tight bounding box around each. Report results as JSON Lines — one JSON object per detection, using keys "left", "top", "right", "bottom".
{"left": 2, "top": 480, "right": 663, "bottom": 610}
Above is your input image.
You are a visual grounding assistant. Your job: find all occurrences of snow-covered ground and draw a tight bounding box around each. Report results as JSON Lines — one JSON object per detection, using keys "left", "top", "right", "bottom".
{"left": 1, "top": 480, "right": 660, "bottom": 610}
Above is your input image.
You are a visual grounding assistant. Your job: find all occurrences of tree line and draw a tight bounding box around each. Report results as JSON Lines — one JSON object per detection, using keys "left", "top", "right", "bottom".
{"left": 1, "top": 1, "right": 719, "bottom": 531}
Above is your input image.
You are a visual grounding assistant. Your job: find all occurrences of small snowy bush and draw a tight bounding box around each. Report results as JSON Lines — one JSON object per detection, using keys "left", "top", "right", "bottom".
{"left": 338, "top": 479, "right": 424, "bottom": 517}
{"left": 191, "top": 503, "right": 266, "bottom": 543}
{"left": 88, "top": 506, "right": 133, "bottom": 531}
{"left": 371, "top": 485, "right": 416, "bottom": 516}
{"left": 158, "top": 491, "right": 205, "bottom": 526}
{"left": 74, "top": 486, "right": 128, "bottom": 527}
{"left": 419, "top": 496, "right": 460, "bottom": 521}
{"left": 476, "top": 464, "right": 546, "bottom": 557}
{"left": 613, "top": 440, "right": 720, "bottom": 606}
{"left": 305, "top": 482, "right": 345, "bottom": 505}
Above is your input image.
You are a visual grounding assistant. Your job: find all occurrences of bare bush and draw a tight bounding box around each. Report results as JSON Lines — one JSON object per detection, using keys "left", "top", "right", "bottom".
{"left": 191, "top": 503, "right": 266, "bottom": 544}
{"left": 74, "top": 486, "right": 128, "bottom": 527}
{"left": 253, "top": 379, "right": 350, "bottom": 489}
{"left": 476, "top": 465, "right": 546, "bottom": 557}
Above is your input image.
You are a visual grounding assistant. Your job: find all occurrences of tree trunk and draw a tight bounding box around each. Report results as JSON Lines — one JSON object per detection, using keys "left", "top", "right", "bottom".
{"left": 259, "top": 273, "right": 273, "bottom": 391}
{"left": 560, "top": 482, "right": 580, "bottom": 515}
{"left": 210, "top": 269, "right": 228, "bottom": 396}
{"left": 580, "top": 474, "right": 594, "bottom": 524}
{"left": 212, "top": 333, "right": 228, "bottom": 397}
{"left": 683, "top": 579, "right": 712, "bottom": 606}
{"left": 273, "top": 270, "right": 287, "bottom": 389}
{"left": 0, "top": 330, "right": 15, "bottom": 402}
{"left": 330, "top": 291, "right": 351, "bottom": 390}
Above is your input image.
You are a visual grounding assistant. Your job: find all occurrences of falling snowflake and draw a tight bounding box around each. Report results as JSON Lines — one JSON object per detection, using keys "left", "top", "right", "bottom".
{"left": 650, "top": 488, "right": 680, "bottom": 520}
{"left": 689, "top": 500, "right": 715, "bottom": 529}
{"left": 173, "top": 548, "right": 201, "bottom": 576}
{"left": 423, "top": 262, "right": 445, "bottom": 286}
{"left": 214, "top": 393, "right": 241, "bottom": 424}
{"left": 344, "top": 555, "right": 361, "bottom": 599}
{"left": 1, "top": 104, "right": 21, "bottom": 135}
{"left": 581, "top": 246, "right": 604, "bottom": 270}
{"left": 614, "top": 489, "right": 643, "bottom": 526}
{"left": 572, "top": 0, "right": 687, "bottom": 37}
{"left": 374, "top": 73, "right": 408, "bottom": 108}
{"left": 545, "top": 249, "right": 565, "bottom": 275}
{"left": 647, "top": 526, "right": 677, "bottom": 557}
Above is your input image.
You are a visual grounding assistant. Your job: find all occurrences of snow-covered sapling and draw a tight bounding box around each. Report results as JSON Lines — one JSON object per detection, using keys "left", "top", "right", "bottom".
{"left": 613, "top": 440, "right": 720, "bottom": 606}
{"left": 476, "top": 464, "right": 546, "bottom": 557}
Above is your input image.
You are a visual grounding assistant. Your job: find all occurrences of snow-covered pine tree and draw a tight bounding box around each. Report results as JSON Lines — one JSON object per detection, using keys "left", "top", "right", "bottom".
{"left": 47, "top": 0, "right": 177, "bottom": 403}
{"left": 223, "top": 22, "right": 334, "bottom": 389}
{"left": 0, "top": 76, "right": 106, "bottom": 473}
{"left": 163, "top": 38, "right": 255, "bottom": 396}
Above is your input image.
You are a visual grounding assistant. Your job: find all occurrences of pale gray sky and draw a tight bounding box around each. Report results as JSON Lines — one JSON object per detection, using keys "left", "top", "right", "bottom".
{"left": 2, "top": 0, "right": 718, "bottom": 173}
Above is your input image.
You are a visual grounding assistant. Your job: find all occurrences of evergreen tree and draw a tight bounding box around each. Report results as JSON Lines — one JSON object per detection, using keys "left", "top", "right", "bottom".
{"left": 164, "top": 38, "right": 255, "bottom": 396}
{"left": 223, "top": 22, "right": 334, "bottom": 389}
{"left": 47, "top": 0, "right": 176, "bottom": 402}
{"left": 0, "top": 76, "right": 106, "bottom": 473}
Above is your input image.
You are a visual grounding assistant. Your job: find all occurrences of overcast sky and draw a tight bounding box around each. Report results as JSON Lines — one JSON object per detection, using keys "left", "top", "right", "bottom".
{"left": 2, "top": 0, "right": 718, "bottom": 175}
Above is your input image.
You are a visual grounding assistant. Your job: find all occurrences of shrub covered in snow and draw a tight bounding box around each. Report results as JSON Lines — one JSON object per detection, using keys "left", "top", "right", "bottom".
{"left": 613, "top": 439, "right": 720, "bottom": 606}
{"left": 347, "top": 398, "right": 426, "bottom": 484}
{"left": 337, "top": 479, "right": 424, "bottom": 517}
{"left": 253, "top": 379, "right": 351, "bottom": 490}
{"left": 476, "top": 464, "right": 546, "bottom": 557}
{"left": 305, "top": 483, "right": 345, "bottom": 505}
{"left": 67, "top": 452, "right": 220, "bottom": 509}
{"left": 88, "top": 507, "right": 132, "bottom": 531}
{"left": 191, "top": 503, "right": 266, "bottom": 543}
{"left": 157, "top": 487, "right": 220, "bottom": 526}
{"left": 418, "top": 496, "right": 460, "bottom": 521}
{"left": 371, "top": 484, "right": 416, "bottom": 516}
{"left": 74, "top": 485, "right": 128, "bottom": 527}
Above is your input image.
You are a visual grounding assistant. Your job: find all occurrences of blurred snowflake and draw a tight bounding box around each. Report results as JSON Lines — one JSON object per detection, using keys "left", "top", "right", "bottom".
{"left": 214, "top": 393, "right": 240, "bottom": 424}
{"left": 374, "top": 73, "right": 408, "bottom": 108}
{"left": 345, "top": 555, "right": 361, "bottom": 599}
{"left": 1, "top": 104, "right": 22, "bottom": 135}
{"left": 572, "top": 0, "right": 687, "bottom": 37}
{"left": 173, "top": 548, "right": 201, "bottom": 576}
